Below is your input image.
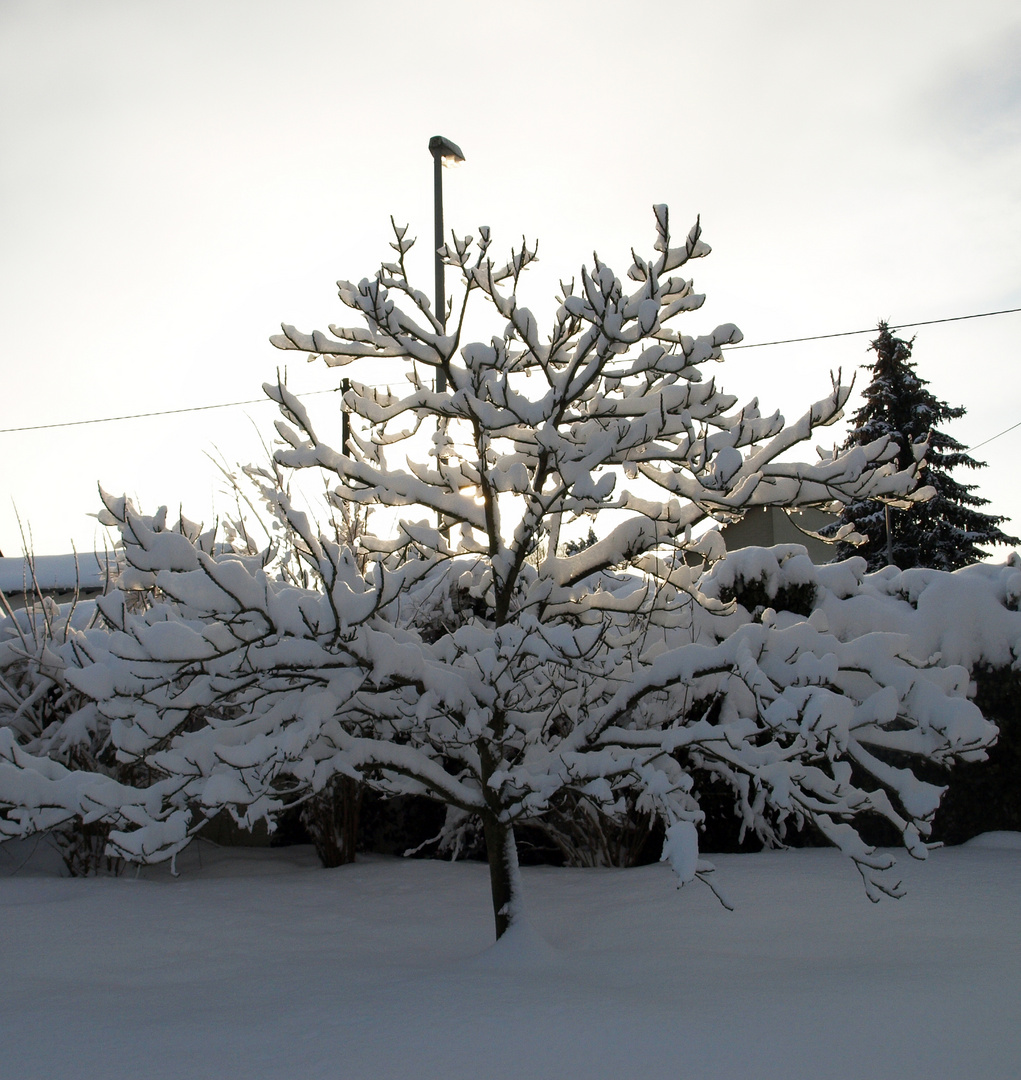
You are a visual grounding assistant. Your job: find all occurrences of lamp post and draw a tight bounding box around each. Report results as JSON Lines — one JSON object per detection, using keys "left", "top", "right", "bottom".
{"left": 428, "top": 135, "right": 464, "bottom": 395}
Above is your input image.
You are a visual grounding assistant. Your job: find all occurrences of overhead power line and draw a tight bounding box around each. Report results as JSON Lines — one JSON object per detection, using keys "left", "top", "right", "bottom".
{"left": 727, "top": 306, "right": 1021, "bottom": 350}
{"left": 968, "top": 418, "right": 1021, "bottom": 453}
{"left": 0, "top": 388, "right": 342, "bottom": 434}
{"left": 1, "top": 304, "right": 1019, "bottom": 437}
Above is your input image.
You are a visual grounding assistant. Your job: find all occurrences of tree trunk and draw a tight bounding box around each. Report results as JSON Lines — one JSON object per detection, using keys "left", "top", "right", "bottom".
{"left": 301, "top": 775, "right": 362, "bottom": 868}
{"left": 482, "top": 811, "right": 522, "bottom": 940}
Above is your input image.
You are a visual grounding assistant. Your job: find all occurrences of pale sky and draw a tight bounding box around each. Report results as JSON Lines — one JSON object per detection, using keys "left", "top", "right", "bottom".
{"left": 2, "top": 0, "right": 1020, "bottom": 555}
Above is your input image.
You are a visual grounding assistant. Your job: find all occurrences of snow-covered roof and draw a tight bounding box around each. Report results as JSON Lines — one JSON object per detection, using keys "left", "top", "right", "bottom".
{"left": 0, "top": 553, "right": 117, "bottom": 596}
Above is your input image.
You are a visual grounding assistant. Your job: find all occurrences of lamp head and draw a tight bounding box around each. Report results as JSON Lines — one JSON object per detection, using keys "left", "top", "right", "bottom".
{"left": 429, "top": 135, "right": 465, "bottom": 166}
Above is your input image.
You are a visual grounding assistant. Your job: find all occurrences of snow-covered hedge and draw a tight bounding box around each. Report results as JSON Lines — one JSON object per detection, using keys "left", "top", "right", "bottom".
{"left": 696, "top": 546, "right": 1021, "bottom": 847}
{"left": 701, "top": 545, "right": 1021, "bottom": 672}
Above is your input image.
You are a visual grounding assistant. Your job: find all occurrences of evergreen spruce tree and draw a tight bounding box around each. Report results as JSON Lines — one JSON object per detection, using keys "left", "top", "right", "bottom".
{"left": 830, "top": 322, "right": 1018, "bottom": 570}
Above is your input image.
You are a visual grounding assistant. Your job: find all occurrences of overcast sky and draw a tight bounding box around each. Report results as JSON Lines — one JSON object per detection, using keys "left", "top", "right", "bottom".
{"left": 2, "top": 0, "right": 1020, "bottom": 556}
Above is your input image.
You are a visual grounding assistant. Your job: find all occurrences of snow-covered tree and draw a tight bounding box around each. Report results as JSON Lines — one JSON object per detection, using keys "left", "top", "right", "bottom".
{"left": 827, "top": 323, "right": 1018, "bottom": 570}
{"left": 0, "top": 209, "right": 994, "bottom": 939}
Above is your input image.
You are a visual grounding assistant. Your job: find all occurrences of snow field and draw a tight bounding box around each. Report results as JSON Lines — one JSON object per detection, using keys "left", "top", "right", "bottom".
{"left": 2, "top": 837, "right": 1019, "bottom": 1080}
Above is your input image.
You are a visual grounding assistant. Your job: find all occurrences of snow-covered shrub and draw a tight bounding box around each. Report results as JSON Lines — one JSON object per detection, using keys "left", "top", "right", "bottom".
{"left": 699, "top": 547, "right": 1021, "bottom": 849}
{"left": 0, "top": 208, "right": 994, "bottom": 938}
{"left": 934, "top": 661, "right": 1021, "bottom": 842}
{"left": 710, "top": 544, "right": 817, "bottom": 621}
{"left": 0, "top": 583, "right": 125, "bottom": 876}
{"left": 519, "top": 788, "right": 663, "bottom": 868}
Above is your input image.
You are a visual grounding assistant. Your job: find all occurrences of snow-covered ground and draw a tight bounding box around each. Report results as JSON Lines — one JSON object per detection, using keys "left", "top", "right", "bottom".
{"left": 3, "top": 837, "right": 1019, "bottom": 1080}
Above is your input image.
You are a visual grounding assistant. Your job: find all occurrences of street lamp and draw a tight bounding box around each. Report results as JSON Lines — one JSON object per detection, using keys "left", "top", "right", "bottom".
{"left": 428, "top": 135, "right": 464, "bottom": 395}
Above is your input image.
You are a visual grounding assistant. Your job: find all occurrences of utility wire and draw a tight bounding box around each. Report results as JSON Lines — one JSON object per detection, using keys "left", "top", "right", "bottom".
{"left": 0, "top": 388, "right": 342, "bottom": 434}
{"left": 727, "top": 306, "right": 1021, "bottom": 349}
{"left": 968, "top": 418, "right": 1021, "bottom": 453}
{"left": 2, "top": 304, "right": 1019, "bottom": 436}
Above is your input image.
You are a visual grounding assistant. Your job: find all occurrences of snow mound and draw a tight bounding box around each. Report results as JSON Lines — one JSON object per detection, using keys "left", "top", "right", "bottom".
{"left": 465, "top": 914, "right": 559, "bottom": 971}
{"left": 962, "top": 831, "right": 1021, "bottom": 851}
